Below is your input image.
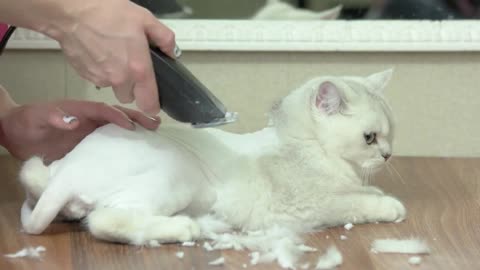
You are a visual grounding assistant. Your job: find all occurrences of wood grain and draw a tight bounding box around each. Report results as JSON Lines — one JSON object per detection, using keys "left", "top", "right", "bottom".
{"left": 1, "top": 155, "right": 479, "bottom": 270}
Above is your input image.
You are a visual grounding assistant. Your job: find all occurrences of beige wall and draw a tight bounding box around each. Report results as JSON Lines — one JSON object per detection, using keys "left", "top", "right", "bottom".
{"left": 1, "top": 50, "right": 480, "bottom": 157}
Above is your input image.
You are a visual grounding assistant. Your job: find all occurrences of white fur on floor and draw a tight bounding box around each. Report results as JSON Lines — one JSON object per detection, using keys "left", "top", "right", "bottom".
{"left": 4, "top": 246, "right": 46, "bottom": 259}
{"left": 408, "top": 256, "right": 423, "bottom": 265}
{"left": 208, "top": 257, "right": 225, "bottom": 266}
{"left": 315, "top": 246, "right": 343, "bottom": 269}
{"left": 197, "top": 215, "right": 327, "bottom": 269}
{"left": 371, "top": 238, "right": 430, "bottom": 254}
{"left": 344, "top": 223, "right": 354, "bottom": 230}
{"left": 175, "top": 251, "right": 184, "bottom": 259}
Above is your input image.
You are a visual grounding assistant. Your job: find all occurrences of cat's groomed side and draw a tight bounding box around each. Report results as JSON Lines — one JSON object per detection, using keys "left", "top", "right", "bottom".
{"left": 18, "top": 69, "right": 405, "bottom": 246}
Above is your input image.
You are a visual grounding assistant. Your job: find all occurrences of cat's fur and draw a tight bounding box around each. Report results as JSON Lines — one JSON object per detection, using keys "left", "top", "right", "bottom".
{"left": 18, "top": 69, "right": 406, "bottom": 246}
{"left": 252, "top": 0, "right": 342, "bottom": 20}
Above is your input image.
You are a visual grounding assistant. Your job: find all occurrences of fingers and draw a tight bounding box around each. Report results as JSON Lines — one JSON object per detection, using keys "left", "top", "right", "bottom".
{"left": 52, "top": 101, "right": 134, "bottom": 131}
{"left": 48, "top": 101, "right": 160, "bottom": 132}
{"left": 111, "top": 80, "right": 135, "bottom": 104}
{"left": 113, "top": 105, "right": 160, "bottom": 130}
{"left": 82, "top": 102, "right": 136, "bottom": 130}
{"left": 100, "top": 39, "right": 134, "bottom": 104}
{"left": 47, "top": 108, "right": 80, "bottom": 131}
{"left": 129, "top": 36, "right": 161, "bottom": 116}
{"left": 144, "top": 14, "right": 179, "bottom": 58}
{"left": 59, "top": 7, "right": 175, "bottom": 116}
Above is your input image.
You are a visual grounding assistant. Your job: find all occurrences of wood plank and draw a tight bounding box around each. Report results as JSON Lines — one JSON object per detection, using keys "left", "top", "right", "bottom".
{"left": 1, "top": 155, "right": 479, "bottom": 269}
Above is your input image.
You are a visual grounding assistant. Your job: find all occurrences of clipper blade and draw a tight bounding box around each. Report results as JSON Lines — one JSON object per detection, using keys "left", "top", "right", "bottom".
{"left": 191, "top": 112, "right": 238, "bottom": 128}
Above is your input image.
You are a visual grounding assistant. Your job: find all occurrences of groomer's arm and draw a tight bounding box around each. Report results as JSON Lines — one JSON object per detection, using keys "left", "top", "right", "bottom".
{"left": 0, "top": 0, "right": 179, "bottom": 116}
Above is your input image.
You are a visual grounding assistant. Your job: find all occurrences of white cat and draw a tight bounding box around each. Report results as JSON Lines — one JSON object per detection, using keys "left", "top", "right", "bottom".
{"left": 18, "top": 69, "right": 406, "bottom": 247}
{"left": 252, "top": 0, "right": 342, "bottom": 20}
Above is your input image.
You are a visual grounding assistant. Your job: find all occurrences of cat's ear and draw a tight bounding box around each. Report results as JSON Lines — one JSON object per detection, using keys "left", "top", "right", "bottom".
{"left": 367, "top": 68, "right": 393, "bottom": 93}
{"left": 315, "top": 81, "right": 343, "bottom": 115}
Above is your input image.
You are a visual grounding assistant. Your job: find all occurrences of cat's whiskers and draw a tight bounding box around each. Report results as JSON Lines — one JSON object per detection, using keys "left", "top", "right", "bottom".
{"left": 386, "top": 161, "right": 406, "bottom": 185}
{"left": 365, "top": 167, "right": 373, "bottom": 186}
{"left": 360, "top": 167, "right": 367, "bottom": 185}
{"left": 360, "top": 165, "right": 373, "bottom": 186}
{"left": 363, "top": 166, "right": 367, "bottom": 184}
{"left": 385, "top": 163, "right": 395, "bottom": 181}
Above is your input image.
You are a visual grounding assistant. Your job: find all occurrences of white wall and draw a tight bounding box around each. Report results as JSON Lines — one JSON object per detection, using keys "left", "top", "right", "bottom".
{"left": 1, "top": 50, "right": 480, "bottom": 157}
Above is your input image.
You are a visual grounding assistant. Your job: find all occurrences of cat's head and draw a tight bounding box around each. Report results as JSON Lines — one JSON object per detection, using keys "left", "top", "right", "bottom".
{"left": 273, "top": 69, "right": 395, "bottom": 172}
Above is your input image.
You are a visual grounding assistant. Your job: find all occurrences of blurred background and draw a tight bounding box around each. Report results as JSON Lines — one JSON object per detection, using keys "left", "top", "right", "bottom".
{"left": 133, "top": 0, "right": 480, "bottom": 20}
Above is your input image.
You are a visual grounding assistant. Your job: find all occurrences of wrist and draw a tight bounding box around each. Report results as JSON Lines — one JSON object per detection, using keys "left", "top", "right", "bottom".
{"left": 1, "top": 0, "right": 84, "bottom": 41}
{"left": 28, "top": 0, "right": 79, "bottom": 40}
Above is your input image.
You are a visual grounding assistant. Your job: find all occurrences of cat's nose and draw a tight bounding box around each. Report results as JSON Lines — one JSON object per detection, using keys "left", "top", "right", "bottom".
{"left": 382, "top": 153, "right": 391, "bottom": 161}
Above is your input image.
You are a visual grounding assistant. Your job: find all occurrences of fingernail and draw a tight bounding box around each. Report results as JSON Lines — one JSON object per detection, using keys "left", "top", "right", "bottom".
{"left": 174, "top": 44, "right": 182, "bottom": 58}
{"left": 147, "top": 116, "right": 159, "bottom": 122}
{"left": 62, "top": 115, "right": 77, "bottom": 124}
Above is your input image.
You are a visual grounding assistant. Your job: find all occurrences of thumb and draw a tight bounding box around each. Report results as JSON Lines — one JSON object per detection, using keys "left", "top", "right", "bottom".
{"left": 47, "top": 107, "right": 80, "bottom": 130}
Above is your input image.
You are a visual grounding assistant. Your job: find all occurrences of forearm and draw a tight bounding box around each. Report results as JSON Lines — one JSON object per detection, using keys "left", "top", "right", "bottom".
{"left": 0, "top": 0, "right": 79, "bottom": 39}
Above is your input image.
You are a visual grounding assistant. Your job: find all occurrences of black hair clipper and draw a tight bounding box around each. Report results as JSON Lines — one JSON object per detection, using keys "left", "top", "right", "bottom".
{"left": 150, "top": 47, "right": 238, "bottom": 128}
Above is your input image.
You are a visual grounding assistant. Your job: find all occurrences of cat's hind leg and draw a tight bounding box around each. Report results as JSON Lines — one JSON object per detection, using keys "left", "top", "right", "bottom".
{"left": 86, "top": 208, "right": 201, "bottom": 246}
{"left": 22, "top": 183, "right": 72, "bottom": 234}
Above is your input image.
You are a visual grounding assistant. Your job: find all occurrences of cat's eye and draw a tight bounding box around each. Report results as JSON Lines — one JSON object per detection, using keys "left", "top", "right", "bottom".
{"left": 364, "top": 132, "right": 377, "bottom": 145}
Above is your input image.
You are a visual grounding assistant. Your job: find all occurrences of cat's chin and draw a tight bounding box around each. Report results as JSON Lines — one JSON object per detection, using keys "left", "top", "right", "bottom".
{"left": 360, "top": 159, "right": 386, "bottom": 173}
{"left": 344, "top": 158, "right": 384, "bottom": 172}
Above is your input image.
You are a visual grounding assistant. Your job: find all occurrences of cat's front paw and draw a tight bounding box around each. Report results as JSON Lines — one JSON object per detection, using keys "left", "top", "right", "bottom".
{"left": 374, "top": 196, "right": 406, "bottom": 223}
{"left": 171, "top": 216, "right": 201, "bottom": 242}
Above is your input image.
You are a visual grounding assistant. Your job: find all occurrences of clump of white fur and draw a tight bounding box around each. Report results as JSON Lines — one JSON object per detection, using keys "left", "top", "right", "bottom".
{"left": 197, "top": 215, "right": 316, "bottom": 269}
{"left": 371, "top": 238, "right": 430, "bottom": 254}
{"left": 208, "top": 257, "right": 225, "bottom": 266}
{"left": 4, "top": 246, "right": 46, "bottom": 259}
{"left": 408, "top": 256, "right": 422, "bottom": 265}
{"left": 315, "top": 246, "right": 343, "bottom": 269}
{"left": 208, "top": 225, "right": 304, "bottom": 268}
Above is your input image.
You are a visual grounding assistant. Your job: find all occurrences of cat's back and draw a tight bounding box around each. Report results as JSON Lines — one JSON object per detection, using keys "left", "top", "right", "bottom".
{"left": 60, "top": 123, "right": 172, "bottom": 163}
{"left": 48, "top": 124, "right": 201, "bottom": 190}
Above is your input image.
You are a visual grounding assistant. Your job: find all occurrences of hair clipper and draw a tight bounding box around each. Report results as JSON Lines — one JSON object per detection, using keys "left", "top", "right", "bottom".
{"left": 149, "top": 47, "right": 238, "bottom": 128}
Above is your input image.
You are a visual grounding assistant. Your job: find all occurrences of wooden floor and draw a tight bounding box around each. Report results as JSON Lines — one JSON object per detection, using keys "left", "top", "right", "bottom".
{"left": 1, "top": 155, "right": 479, "bottom": 270}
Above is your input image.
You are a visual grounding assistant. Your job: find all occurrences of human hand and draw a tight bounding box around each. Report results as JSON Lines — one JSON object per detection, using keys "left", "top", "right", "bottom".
{"left": 0, "top": 99, "right": 160, "bottom": 163}
{"left": 49, "top": 0, "right": 180, "bottom": 116}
